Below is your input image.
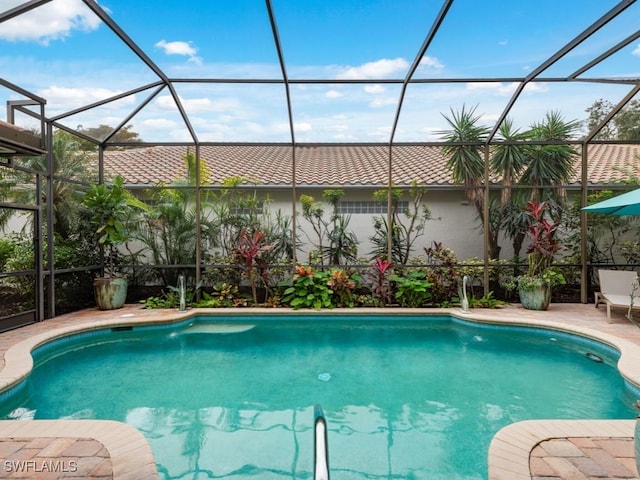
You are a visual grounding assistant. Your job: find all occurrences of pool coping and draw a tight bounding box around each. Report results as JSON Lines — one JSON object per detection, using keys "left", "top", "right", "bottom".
{"left": 0, "top": 305, "right": 639, "bottom": 479}
{"left": 488, "top": 419, "right": 636, "bottom": 479}
{"left": 0, "top": 419, "right": 158, "bottom": 479}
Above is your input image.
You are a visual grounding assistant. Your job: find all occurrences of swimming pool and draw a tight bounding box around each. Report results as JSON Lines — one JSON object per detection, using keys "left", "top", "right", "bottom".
{"left": 1, "top": 315, "right": 637, "bottom": 480}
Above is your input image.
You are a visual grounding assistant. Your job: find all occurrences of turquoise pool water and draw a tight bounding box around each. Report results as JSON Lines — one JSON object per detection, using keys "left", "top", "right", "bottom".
{"left": 1, "top": 316, "right": 637, "bottom": 480}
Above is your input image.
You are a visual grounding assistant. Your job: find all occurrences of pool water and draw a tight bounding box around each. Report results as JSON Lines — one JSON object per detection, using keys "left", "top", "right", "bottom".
{"left": 2, "top": 316, "right": 637, "bottom": 480}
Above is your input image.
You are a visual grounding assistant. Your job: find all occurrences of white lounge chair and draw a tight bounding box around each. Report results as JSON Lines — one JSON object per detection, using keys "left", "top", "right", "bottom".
{"left": 595, "top": 269, "right": 639, "bottom": 323}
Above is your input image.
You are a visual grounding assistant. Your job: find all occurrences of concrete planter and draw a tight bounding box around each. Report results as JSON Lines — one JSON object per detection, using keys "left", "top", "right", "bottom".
{"left": 93, "top": 277, "right": 128, "bottom": 310}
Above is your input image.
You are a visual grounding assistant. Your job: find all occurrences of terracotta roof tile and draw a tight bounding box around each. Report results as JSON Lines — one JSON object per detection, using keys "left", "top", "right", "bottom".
{"left": 102, "top": 144, "right": 640, "bottom": 187}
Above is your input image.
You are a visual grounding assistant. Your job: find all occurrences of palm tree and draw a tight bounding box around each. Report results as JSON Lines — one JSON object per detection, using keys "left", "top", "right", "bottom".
{"left": 440, "top": 105, "right": 500, "bottom": 255}
{"left": 490, "top": 118, "right": 533, "bottom": 257}
{"left": 491, "top": 118, "right": 531, "bottom": 207}
{"left": 132, "top": 150, "right": 218, "bottom": 287}
{"left": 0, "top": 130, "right": 92, "bottom": 239}
{"left": 520, "top": 111, "right": 580, "bottom": 203}
{"left": 440, "top": 105, "right": 489, "bottom": 216}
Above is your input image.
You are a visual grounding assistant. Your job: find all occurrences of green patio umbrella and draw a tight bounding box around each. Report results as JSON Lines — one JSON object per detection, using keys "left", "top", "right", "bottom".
{"left": 582, "top": 188, "right": 640, "bottom": 216}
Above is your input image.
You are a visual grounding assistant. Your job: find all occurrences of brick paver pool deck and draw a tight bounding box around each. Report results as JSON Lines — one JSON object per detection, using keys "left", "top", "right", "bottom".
{"left": 0, "top": 303, "right": 638, "bottom": 479}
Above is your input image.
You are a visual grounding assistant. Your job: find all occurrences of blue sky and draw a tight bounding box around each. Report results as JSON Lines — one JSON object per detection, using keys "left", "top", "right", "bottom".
{"left": 0, "top": 0, "right": 639, "bottom": 143}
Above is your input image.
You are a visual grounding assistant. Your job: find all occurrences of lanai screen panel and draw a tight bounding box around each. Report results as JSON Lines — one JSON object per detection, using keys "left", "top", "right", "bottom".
{"left": 288, "top": 83, "right": 404, "bottom": 143}
{"left": 106, "top": 0, "right": 282, "bottom": 79}
{"left": 272, "top": 0, "right": 442, "bottom": 80}
{"left": 424, "top": 0, "right": 632, "bottom": 79}
{"left": 171, "top": 83, "right": 292, "bottom": 143}
{"left": 394, "top": 82, "right": 509, "bottom": 142}
{"left": 0, "top": 0, "right": 159, "bottom": 131}
{"left": 504, "top": 83, "right": 637, "bottom": 137}
{"left": 2, "top": 0, "right": 639, "bottom": 148}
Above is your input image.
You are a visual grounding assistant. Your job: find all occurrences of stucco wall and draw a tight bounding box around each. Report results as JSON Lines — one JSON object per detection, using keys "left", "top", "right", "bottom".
{"left": 263, "top": 187, "right": 494, "bottom": 263}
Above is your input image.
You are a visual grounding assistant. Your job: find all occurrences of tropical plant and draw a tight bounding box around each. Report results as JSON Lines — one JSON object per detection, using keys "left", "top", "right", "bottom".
{"left": 521, "top": 111, "right": 580, "bottom": 204}
{"left": 518, "top": 201, "right": 565, "bottom": 288}
{"left": 439, "top": 107, "right": 580, "bottom": 260}
{"left": 132, "top": 151, "right": 217, "bottom": 287}
{"left": 500, "top": 201, "right": 531, "bottom": 258}
{"left": 281, "top": 265, "right": 334, "bottom": 309}
{"left": 0, "top": 130, "right": 93, "bottom": 238}
{"left": 326, "top": 268, "right": 359, "bottom": 307}
{"left": 468, "top": 291, "right": 507, "bottom": 308}
{"left": 82, "top": 175, "right": 145, "bottom": 278}
{"left": 370, "top": 180, "right": 432, "bottom": 264}
{"left": 211, "top": 176, "right": 263, "bottom": 256}
{"left": 299, "top": 189, "right": 358, "bottom": 266}
{"left": 362, "top": 257, "right": 394, "bottom": 306}
{"left": 323, "top": 189, "right": 358, "bottom": 265}
{"left": 233, "top": 229, "right": 272, "bottom": 305}
{"left": 439, "top": 105, "right": 500, "bottom": 257}
{"left": 424, "top": 241, "right": 460, "bottom": 305}
{"left": 491, "top": 118, "right": 530, "bottom": 206}
{"left": 0, "top": 237, "right": 16, "bottom": 271}
{"left": 3, "top": 233, "right": 97, "bottom": 304}
{"left": 208, "top": 282, "right": 242, "bottom": 307}
{"left": 391, "top": 270, "right": 433, "bottom": 307}
{"left": 440, "top": 105, "right": 489, "bottom": 216}
{"left": 523, "top": 202, "right": 560, "bottom": 276}
{"left": 299, "top": 194, "right": 325, "bottom": 263}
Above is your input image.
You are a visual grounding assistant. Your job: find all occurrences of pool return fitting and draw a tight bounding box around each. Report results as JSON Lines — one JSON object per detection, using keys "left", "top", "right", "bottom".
{"left": 314, "top": 404, "right": 330, "bottom": 480}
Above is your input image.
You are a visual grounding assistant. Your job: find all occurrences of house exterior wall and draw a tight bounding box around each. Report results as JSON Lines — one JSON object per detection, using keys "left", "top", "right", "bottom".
{"left": 259, "top": 187, "right": 492, "bottom": 263}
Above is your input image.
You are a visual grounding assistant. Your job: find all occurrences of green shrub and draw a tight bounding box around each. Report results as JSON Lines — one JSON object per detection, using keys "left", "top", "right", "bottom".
{"left": 0, "top": 237, "right": 16, "bottom": 271}
{"left": 282, "top": 266, "right": 334, "bottom": 309}
{"left": 391, "top": 271, "right": 432, "bottom": 307}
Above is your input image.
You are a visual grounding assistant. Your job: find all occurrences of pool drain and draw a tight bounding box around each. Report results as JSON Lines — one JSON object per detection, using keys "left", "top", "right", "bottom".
{"left": 317, "top": 373, "right": 331, "bottom": 382}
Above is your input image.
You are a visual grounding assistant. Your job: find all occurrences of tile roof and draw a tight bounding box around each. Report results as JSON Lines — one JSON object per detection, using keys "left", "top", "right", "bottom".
{"left": 102, "top": 144, "right": 640, "bottom": 187}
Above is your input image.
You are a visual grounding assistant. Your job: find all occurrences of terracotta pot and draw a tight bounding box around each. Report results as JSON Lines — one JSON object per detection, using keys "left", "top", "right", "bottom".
{"left": 518, "top": 278, "right": 551, "bottom": 311}
{"left": 93, "top": 277, "right": 128, "bottom": 310}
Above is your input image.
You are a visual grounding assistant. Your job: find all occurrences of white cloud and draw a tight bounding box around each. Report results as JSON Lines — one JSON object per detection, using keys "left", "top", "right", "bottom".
{"left": 336, "top": 58, "right": 409, "bottom": 79}
{"left": 155, "top": 94, "right": 239, "bottom": 113}
{"left": 479, "top": 113, "right": 501, "bottom": 123}
{"left": 465, "top": 82, "right": 523, "bottom": 96}
{"left": 364, "top": 85, "right": 385, "bottom": 94}
{"left": 39, "top": 85, "right": 129, "bottom": 107}
{"left": 633, "top": 43, "right": 640, "bottom": 56}
{"left": 522, "top": 83, "right": 549, "bottom": 93}
{"left": 155, "top": 40, "right": 196, "bottom": 56}
{"left": 368, "top": 126, "right": 391, "bottom": 139}
{"left": 418, "top": 56, "right": 444, "bottom": 71}
{"left": 294, "top": 122, "right": 312, "bottom": 132}
{"left": 141, "top": 118, "right": 178, "bottom": 129}
{"left": 0, "top": 0, "right": 101, "bottom": 44}
{"left": 369, "top": 97, "right": 397, "bottom": 108}
{"left": 155, "top": 40, "right": 202, "bottom": 65}
{"left": 326, "top": 90, "right": 343, "bottom": 98}
{"left": 498, "top": 40, "right": 508, "bottom": 46}
{"left": 330, "top": 133, "right": 354, "bottom": 140}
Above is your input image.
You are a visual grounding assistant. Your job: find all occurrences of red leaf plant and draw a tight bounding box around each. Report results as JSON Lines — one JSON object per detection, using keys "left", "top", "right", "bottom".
{"left": 234, "top": 229, "right": 273, "bottom": 305}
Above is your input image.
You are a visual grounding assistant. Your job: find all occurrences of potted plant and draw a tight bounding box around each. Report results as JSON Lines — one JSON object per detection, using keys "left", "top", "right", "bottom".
{"left": 516, "top": 201, "right": 565, "bottom": 310}
{"left": 82, "top": 176, "right": 145, "bottom": 310}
